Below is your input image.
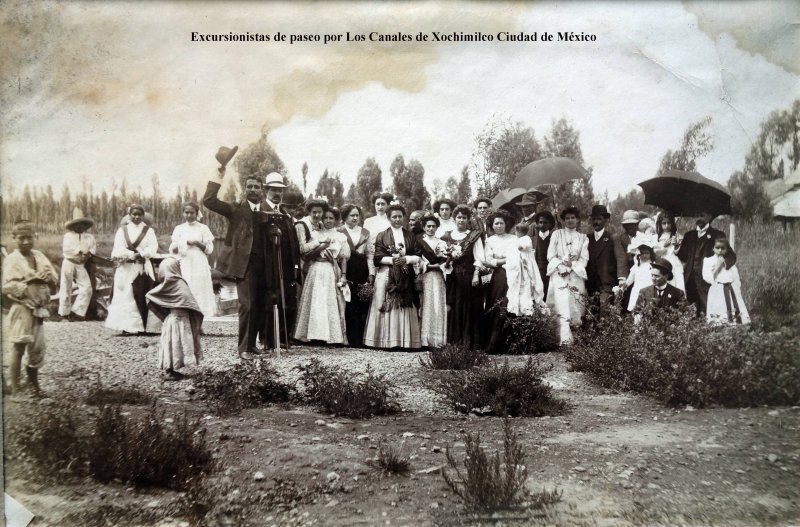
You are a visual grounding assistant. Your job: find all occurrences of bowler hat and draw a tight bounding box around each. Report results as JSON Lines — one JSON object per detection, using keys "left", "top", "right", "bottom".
{"left": 215, "top": 145, "right": 238, "bottom": 168}
{"left": 621, "top": 210, "right": 640, "bottom": 225}
{"left": 651, "top": 257, "right": 674, "bottom": 281}
{"left": 559, "top": 206, "right": 581, "bottom": 220}
{"left": 589, "top": 204, "right": 611, "bottom": 219}
{"left": 65, "top": 207, "right": 95, "bottom": 231}
{"left": 264, "top": 172, "right": 287, "bottom": 188}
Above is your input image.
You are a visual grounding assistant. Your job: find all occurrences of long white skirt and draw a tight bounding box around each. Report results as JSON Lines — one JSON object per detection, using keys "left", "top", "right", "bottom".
{"left": 545, "top": 271, "right": 586, "bottom": 345}
{"left": 294, "top": 260, "right": 346, "bottom": 344}
{"left": 105, "top": 261, "right": 162, "bottom": 333}
{"left": 179, "top": 247, "right": 217, "bottom": 317}
{"left": 420, "top": 270, "right": 447, "bottom": 347}
{"left": 364, "top": 266, "right": 421, "bottom": 349}
{"left": 707, "top": 282, "right": 751, "bottom": 325}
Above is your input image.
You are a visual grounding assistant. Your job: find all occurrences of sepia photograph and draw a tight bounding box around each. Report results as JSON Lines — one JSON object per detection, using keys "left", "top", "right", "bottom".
{"left": 1, "top": 1, "right": 799, "bottom": 525}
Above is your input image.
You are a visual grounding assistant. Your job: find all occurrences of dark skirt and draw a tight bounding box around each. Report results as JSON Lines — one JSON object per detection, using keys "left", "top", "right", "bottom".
{"left": 446, "top": 268, "right": 484, "bottom": 349}
{"left": 484, "top": 267, "right": 510, "bottom": 354}
{"left": 345, "top": 251, "right": 370, "bottom": 346}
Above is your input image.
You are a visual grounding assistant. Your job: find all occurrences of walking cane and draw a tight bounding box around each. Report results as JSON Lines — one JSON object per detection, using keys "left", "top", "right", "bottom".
{"left": 273, "top": 227, "right": 291, "bottom": 353}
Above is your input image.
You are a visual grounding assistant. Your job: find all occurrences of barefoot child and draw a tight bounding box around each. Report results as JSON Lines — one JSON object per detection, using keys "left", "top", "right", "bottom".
{"left": 702, "top": 236, "right": 750, "bottom": 325}
{"left": 146, "top": 258, "right": 203, "bottom": 380}
{"left": 2, "top": 220, "right": 58, "bottom": 396}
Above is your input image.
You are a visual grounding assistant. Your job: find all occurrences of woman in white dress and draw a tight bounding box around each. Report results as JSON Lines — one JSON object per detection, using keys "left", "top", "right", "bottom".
{"left": 482, "top": 210, "right": 544, "bottom": 353}
{"left": 362, "top": 192, "right": 393, "bottom": 239}
{"left": 169, "top": 203, "right": 216, "bottom": 318}
{"left": 106, "top": 204, "right": 162, "bottom": 334}
{"left": 545, "top": 206, "right": 589, "bottom": 345}
{"left": 654, "top": 212, "right": 686, "bottom": 292}
{"left": 433, "top": 198, "right": 457, "bottom": 238}
{"left": 294, "top": 207, "right": 350, "bottom": 344}
{"left": 417, "top": 214, "right": 448, "bottom": 347}
{"left": 364, "top": 204, "right": 422, "bottom": 349}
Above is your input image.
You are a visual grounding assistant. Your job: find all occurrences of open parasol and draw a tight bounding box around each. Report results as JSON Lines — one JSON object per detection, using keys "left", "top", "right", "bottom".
{"left": 510, "top": 157, "right": 590, "bottom": 189}
{"left": 491, "top": 188, "right": 550, "bottom": 210}
{"left": 637, "top": 170, "right": 731, "bottom": 216}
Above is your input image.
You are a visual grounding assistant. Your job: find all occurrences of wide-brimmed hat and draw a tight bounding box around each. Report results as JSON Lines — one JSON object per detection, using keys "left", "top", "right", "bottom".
{"left": 589, "top": 204, "right": 611, "bottom": 219}
{"left": 264, "top": 172, "right": 287, "bottom": 188}
{"left": 533, "top": 210, "right": 555, "bottom": 224}
{"left": 433, "top": 198, "right": 457, "bottom": 212}
{"left": 621, "top": 210, "right": 640, "bottom": 225}
{"left": 651, "top": 257, "right": 674, "bottom": 280}
{"left": 215, "top": 145, "right": 239, "bottom": 168}
{"left": 517, "top": 192, "right": 545, "bottom": 207}
{"left": 65, "top": 207, "right": 95, "bottom": 231}
{"left": 559, "top": 206, "right": 581, "bottom": 220}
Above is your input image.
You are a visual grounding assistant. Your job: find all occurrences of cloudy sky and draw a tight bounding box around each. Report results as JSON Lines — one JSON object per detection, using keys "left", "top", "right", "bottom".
{"left": 1, "top": 0, "right": 798, "bottom": 202}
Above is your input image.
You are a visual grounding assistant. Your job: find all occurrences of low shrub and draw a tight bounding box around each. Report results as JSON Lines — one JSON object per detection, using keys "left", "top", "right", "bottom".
{"left": 501, "top": 308, "right": 561, "bottom": 354}
{"left": 86, "top": 385, "right": 152, "bottom": 406}
{"left": 294, "top": 358, "right": 400, "bottom": 418}
{"left": 88, "top": 403, "right": 213, "bottom": 490}
{"left": 442, "top": 419, "right": 561, "bottom": 510}
{"left": 195, "top": 360, "right": 292, "bottom": 416}
{"left": 565, "top": 304, "right": 800, "bottom": 407}
{"left": 419, "top": 344, "right": 489, "bottom": 370}
{"left": 434, "top": 358, "right": 569, "bottom": 417}
{"left": 8, "top": 403, "right": 86, "bottom": 476}
{"left": 367, "top": 442, "right": 411, "bottom": 476}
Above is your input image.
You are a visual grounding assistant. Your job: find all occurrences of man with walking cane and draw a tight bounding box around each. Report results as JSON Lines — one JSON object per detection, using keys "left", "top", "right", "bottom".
{"left": 203, "top": 146, "right": 299, "bottom": 360}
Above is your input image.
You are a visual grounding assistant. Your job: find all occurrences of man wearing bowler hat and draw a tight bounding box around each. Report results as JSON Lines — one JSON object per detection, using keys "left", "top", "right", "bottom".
{"left": 586, "top": 204, "right": 629, "bottom": 308}
{"left": 635, "top": 257, "right": 685, "bottom": 311}
{"left": 203, "top": 147, "right": 299, "bottom": 360}
{"left": 531, "top": 210, "right": 555, "bottom": 298}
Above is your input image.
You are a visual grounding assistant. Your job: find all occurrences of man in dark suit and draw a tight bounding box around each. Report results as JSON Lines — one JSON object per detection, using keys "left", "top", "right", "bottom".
{"left": 676, "top": 211, "right": 735, "bottom": 314}
{"left": 586, "top": 204, "right": 628, "bottom": 308}
{"left": 471, "top": 197, "right": 492, "bottom": 236}
{"left": 531, "top": 210, "right": 555, "bottom": 299}
{"left": 203, "top": 147, "right": 299, "bottom": 360}
{"left": 636, "top": 258, "right": 685, "bottom": 311}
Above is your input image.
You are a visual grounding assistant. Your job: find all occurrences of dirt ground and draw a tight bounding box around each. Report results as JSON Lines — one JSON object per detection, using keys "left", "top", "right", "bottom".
{"left": 3, "top": 320, "right": 799, "bottom": 526}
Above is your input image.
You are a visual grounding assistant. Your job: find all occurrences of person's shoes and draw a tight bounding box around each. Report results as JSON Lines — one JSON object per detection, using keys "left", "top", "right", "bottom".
{"left": 249, "top": 347, "right": 264, "bottom": 355}
{"left": 163, "top": 369, "right": 186, "bottom": 381}
{"left": 215, "top": 146, "right": 239, "bottom": 168}
{"left": 238, "top": 351, "right": 255, "bottom": 361}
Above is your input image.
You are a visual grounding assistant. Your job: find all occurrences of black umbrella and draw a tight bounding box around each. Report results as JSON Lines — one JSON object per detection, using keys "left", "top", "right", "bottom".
{"left": 637, "top": 170, "right": 731, "bottom": 216}
{"left": 491, "top": 188, "right": 550, "bottom": 210}
{"left": 510, "top": 157, "right": 589, "bottom": 189}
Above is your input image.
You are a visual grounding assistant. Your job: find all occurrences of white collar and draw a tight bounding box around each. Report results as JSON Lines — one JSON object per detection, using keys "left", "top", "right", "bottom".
{"left": 248, "top": 200, "right": 260, "bottom": 212}
{"left": 594, "top": 228, "right": 605, "bottom": 240}
{"left": 697, "top": 225, "right": 709, "bottom": 236}
{"left": 655, "top": 284, "right": 668, "bottom": 292}
{"left": 538, "top": 230, "right": 550, "bottom": 240}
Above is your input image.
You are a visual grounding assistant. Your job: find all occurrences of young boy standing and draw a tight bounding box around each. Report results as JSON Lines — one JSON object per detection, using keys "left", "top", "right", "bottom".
{"left": 2, "top": 220, "right": 57, "bottom": 396}
{"left": 58, "top": 208, "right": 96, "bottom": 320}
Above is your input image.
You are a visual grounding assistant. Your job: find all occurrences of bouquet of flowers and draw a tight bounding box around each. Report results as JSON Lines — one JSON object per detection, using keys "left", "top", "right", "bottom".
{"left": 357, "top": 282, "right": 375, "bottom": 302}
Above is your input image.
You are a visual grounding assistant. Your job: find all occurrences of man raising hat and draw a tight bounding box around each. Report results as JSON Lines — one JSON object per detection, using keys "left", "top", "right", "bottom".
{"left": 586, "top": 204, "right": 628, "bottom": 308}
{"left": 203, "top": 147, "right": 299, "bottom": 360}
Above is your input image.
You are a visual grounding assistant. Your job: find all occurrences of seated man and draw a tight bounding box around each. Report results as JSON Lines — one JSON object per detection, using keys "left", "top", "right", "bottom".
{"left": 635, "top": 257, "right": 685, "bottom": 311}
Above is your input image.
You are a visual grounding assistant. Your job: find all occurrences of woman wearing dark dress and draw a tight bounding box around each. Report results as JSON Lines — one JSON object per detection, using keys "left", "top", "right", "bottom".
{"left": 441, "top": 205, "right": 485, "bottom": 349}
{"left": 338, "top": 204, "right": 374, "bottom": 347}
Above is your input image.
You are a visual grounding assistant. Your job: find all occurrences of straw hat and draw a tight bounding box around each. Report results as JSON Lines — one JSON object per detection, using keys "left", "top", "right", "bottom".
{"left": 621, "top": 210, "right": 640, "bottom": 225}
{"left": 65, "top": 207, "right": 95, "bottom": 231}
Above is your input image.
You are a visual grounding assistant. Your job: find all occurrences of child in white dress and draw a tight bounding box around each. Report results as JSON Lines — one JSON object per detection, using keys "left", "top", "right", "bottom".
{"left": 702, "top": 237, "right": 750, "bottom": 325}
{"left": 654, "top": 212, "right": 685, "bottom": 292}
{"left": 625, "top": 241, "right": 655, "bottom": 312}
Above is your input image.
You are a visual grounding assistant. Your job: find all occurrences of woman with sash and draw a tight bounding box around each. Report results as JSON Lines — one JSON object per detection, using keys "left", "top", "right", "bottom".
{"left": 441, "top": 205, "right": 485, "bottom": 349}
{"left": 294, "top": 207, "right": 350, "bottom": 344}
{"left": 338, "top": 204, "right": 374, "bottom": 347}
{"left": 106, "top": 204, "right": 162, "bottom": 334}
{"left": 364, "top": 203, "right": 422, "bottom": 349}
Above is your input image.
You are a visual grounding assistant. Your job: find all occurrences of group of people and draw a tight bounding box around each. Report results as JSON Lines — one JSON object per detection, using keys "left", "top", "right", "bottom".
{"left": 1, "top": 146, "right": 752, "bottom": 391}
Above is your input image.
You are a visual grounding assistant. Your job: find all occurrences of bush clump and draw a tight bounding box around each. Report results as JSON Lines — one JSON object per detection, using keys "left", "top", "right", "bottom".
{"left": 434, "top": 357, "right": 569, "bottom": 417}
{"left": 88, "top": 403, "right": 213, "bottom": 490}
{"left": 8, "top": 403, "right": 86, "bottom": 477}
{"left": 294, "top": 358, "right": 400, "bottom": 418}
{"left": 195, "top": 360, "right": 292, "bottom": 416}
{"left": 443, "top": 418, "right": 561, "bottom": 510}
{"left": 565, "top": 304, "right": 800, "bottom": 407}
{"left": 501, "top": 308, "right": 561, "bottom": 354}
{"left": 419, "top": 344, "right": 489, "bottom": 370}
{"left": 367, "top": 442, "right": 411, "bottom": 476}
{"left": 86, "top": 385, "right": 152, "bottom": 406}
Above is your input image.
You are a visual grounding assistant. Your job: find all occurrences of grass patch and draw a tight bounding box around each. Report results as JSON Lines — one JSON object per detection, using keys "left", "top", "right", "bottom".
{"left": 501, "top": 308, "right": 561, "bottom": 354}
{"left": 88, "top": 404, "right": 213, "bottom": 490}
{"left": 434, "top": 357, "right": 569, "bottom": 417}
{"left": 85, "top": 385, "right": 153, "bottom": 406}
{"left": 566, "top": 304, "right": 800, "bottom": 407}
{"left": 294, "top": 358, "right": 400, "bottom": 418}
{"left": 443, "top": 419, "right": 561, "bottom": 511}
{"left": 8, "top": 403, "right": 86, "bottom": 478}
{"left": 194, "top": 360, "right": 292, "bottom": 416}
{"left": 367, "top": 442, "right": 411, "bottom": 476}
{"left": 419, "top": 344, "right": 489, "bottom": 370}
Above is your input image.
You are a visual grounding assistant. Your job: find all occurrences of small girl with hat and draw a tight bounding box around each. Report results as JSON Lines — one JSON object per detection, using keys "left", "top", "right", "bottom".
{"left": 2, "top": 220, "right": 58, "bottom": 396}
{"left": 624, "top": 239, "right": 656, "bottom": 312}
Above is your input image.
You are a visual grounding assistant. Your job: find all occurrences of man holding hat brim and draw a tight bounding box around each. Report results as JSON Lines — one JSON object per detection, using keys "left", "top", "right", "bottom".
{"left": 635, "top": 257, "right": 685, "bottom": 311}
{"left": 586, "top": 204, "right": 629, "bottom": 307}
{"left": 58, "top": 208, "right": 97, "bottom": 321}
{"left": 531, "top": 210, "right": 555, "bottom": 298}
{"left": 203, "top": 147, "right": 300, "bottom": 360}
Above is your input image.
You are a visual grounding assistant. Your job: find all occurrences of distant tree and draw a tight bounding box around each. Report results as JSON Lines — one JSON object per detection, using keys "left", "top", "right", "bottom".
{"left": 302, "top": 162, "right": 309, "bottom": 195}
{"left": 470, "top": 116, "right": 543, "bottom": 197}
{"left": 608, "top": 187, "right": 658, "bottom": 221}
{"left": 315, "top": 169, "right": 345, "bottom": 208}
{"left": 390, "top": 154, "right": 430, "bottom": 211}
{"left": 456, "top": 165, "right": 471, "bottom": 204}
{"left": 542, "top": 118, "right": 595, "bottom": 215}
{"left": 355, "top": 157, "right": 383, "bottom": 213}
{"left": 657, "top": 117, "right": 714, "bottom": 175}
{"left": 235, "top": 126, "right": 286, "bottom": 190}
{"left": 344, "top": 183, "right": 358, "bottom": 205}
{"left": 729, "top": 170, "right": 772, "bottom": 221}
